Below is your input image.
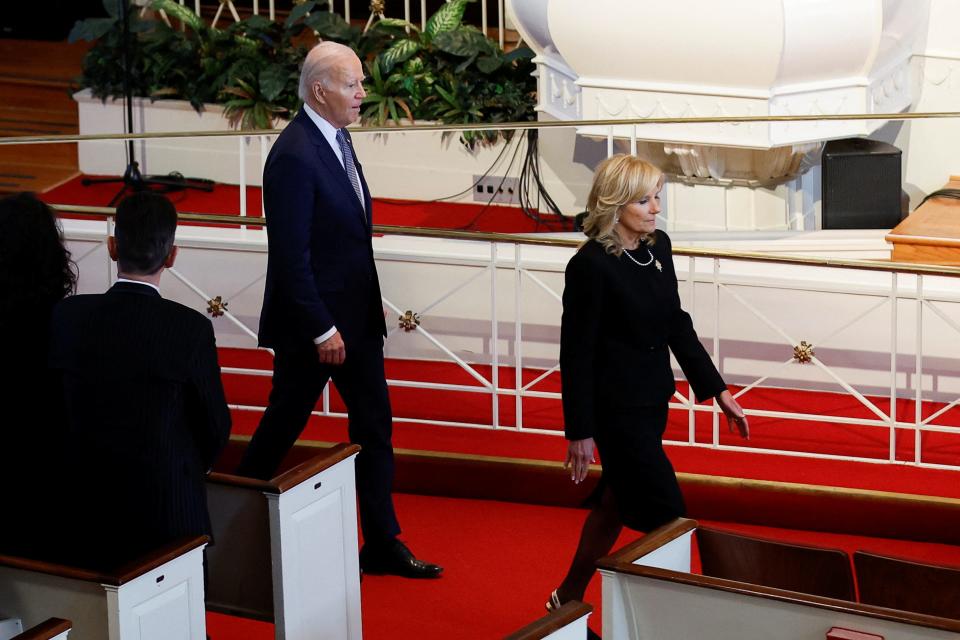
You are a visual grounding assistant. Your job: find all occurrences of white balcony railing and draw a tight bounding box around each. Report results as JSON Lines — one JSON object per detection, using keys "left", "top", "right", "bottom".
{"left": 50, "top": 204, "right": 960, "bottom": 473}
{"left": 164, "top": 0, "right": 509, "bottom": 48}
{"left": 6, "top": 118, "right": 960, "bottom": 472}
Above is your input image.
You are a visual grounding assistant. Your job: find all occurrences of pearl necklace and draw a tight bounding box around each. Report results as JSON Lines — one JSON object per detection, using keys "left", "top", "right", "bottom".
{"left": 623, "top": 245, "right": 662, "bottom": 271}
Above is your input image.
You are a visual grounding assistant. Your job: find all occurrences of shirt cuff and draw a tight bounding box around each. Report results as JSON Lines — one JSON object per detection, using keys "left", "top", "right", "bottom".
{"left": 313, "top": 326, "right": 338, "bottom": 344}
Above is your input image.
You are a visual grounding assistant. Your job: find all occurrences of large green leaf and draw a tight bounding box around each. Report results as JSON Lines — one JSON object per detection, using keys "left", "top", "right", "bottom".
{"left": 432, "top": 27, "right": 491, "bottom": 57}
{"left": 151, "top": 0, "right": 204, "bottom": 33}
{"left": 285, "top": 0, "right": 316, "bottom": 26}
{"left": 377, "top": 18, "right": 419, "bottom": 32}
{"left": 68, "top": 17, "right": 116, "bottom": 43}
{"left": 425, "top": 0, "right": 468, "bottom": 39}
{"left": 380, "top": 39, "right": 420, "bottom": 73}
{"left": 476, "top": 54, "right": 502, "bottom": 73}
{"left": 259, "top": 63, "right": 289, "bottom": 102}
{"left": 504, "top": 46, "right": 535, "bottom": 63}
{"left": 242, "top": 15, "right": 273, "bottom": 31}
{"left": 101, "top": 0, "right": 120, "bottom": 18}
{"left": 304, "top": 12, "right": 353, "bottom": 40}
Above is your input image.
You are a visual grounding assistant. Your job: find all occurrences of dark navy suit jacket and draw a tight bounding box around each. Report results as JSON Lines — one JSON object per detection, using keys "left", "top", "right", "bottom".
{"left": 259, "top": 110, "right": 387, "bottom": 349}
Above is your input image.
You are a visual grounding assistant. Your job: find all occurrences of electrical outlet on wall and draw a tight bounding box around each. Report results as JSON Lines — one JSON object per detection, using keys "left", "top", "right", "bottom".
{"left": 473, "top": 175, "right": 520, "bottom": 204}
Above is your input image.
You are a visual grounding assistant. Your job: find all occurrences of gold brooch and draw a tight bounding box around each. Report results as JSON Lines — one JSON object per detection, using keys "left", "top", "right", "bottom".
{"left": 398, "top": 310, "right": 421, "bottom": 332}
{"left": 793, "top": 341, "right": 814, "bottom": 364}
{"left": 206, "top": 296, "right": 228, "bottom": 318}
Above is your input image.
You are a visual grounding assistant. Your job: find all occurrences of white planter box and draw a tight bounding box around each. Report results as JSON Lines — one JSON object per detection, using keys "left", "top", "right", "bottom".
{"left": 75, "top": 89, "right": 276, "bottom": 187}
{"left": 74, "top": 89, "right": 592, "bottom": 211}
{"left": 74, "top": 89, "right": 833, "bottom": 230}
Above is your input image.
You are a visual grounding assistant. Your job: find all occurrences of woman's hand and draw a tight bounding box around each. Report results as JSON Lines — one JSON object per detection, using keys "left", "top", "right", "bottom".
{"left": 717, "top": 390, "right": 750, "bottom": 439}
{"left": 564, "top": 437, "right": 596, "bottom": 484}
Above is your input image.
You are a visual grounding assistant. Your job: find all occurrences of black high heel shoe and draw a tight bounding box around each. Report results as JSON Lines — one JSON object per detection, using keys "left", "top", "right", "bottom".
{"left": 545, "top": 589, "right": 562, "bottom": 612}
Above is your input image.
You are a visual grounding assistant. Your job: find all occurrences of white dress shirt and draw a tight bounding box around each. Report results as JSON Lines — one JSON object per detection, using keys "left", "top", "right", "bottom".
{"left": 301, "top": 104, "right": 342, "bottom": 345}
{"left": 116, "top": 277, "right": 161, "bottom": 294}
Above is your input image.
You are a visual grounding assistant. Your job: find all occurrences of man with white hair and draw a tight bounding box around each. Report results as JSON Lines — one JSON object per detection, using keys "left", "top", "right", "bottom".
{"left": 238, "top": 42, "right": 442, "bottom": 578}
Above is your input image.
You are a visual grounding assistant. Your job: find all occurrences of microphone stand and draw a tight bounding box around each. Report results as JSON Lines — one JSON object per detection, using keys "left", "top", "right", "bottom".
{"left": 82, "top": 0, "right": 213, "bottom": 206}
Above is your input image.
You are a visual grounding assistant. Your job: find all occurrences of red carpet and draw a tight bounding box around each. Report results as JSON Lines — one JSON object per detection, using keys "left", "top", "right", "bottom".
{"left": 218, "top": 347, "right": 960, "bottom": 500}
{"left": 41, "top": 174, "right": 575, "bottom": 233}
{"left": 205, "top": 493, "right": 960, "bottom": 639}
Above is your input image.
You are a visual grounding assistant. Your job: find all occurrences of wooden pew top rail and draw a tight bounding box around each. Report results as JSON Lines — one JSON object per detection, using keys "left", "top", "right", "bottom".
{"left": 11, "top": 618, "right": 71, "bottom": 640}
{"left": 503, "top": 601, "right": 593, "bottom": 640}
{"left": 887, "top": 175, "right": 960, "bottom": 265}
{"left": 855, "top": 550, "right": 960, "bottom": 621}
{"left": 208, "top": 439, "right": 360, "bottom": 493}
{"left": 0, "top": 535, "right": 208, "bottom": 587}
{"left": 597, "top": 518, "right": 960, "bottom": 635}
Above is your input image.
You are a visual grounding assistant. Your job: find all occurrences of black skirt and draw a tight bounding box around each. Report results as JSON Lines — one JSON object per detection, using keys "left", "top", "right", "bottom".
{"left": 590, "top": 404, "right": 685, "bottom": 532}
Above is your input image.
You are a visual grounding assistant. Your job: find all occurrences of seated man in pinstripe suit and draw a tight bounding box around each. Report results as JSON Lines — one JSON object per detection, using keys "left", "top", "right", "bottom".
{"left": 49, "top": 192, "right": 231, "bottom": 570}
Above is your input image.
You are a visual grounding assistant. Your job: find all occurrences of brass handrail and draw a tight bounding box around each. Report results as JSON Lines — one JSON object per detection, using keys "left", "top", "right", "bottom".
{"left": 4, "top": 110, "right": 960, "bottom": 145}
{"left": 52, "top": 204, "right": 960, "bottom": 278}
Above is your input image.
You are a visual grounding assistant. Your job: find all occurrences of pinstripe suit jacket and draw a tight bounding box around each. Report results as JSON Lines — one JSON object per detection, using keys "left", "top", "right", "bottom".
{"left": 49, "top": 281, "right": 231, "bottom": 568}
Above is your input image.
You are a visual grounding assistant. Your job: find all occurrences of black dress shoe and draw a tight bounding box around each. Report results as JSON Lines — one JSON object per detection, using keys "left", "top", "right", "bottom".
{"left": 359, "top": 539, "right": 443, "bottom": 579}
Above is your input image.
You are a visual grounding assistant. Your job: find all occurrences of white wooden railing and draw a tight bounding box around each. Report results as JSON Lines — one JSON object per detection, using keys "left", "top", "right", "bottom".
{"left": 5, "top": 119, "right": 960, "bottom": 472}
{"left": 49, "top": 203, "right": 960, "bottom": 473}
{"left": 162, "top": 0, "right": 509, "bottom": 48}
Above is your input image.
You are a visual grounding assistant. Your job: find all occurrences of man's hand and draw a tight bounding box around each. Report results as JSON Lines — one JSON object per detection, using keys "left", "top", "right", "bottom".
{"left": 717, "top": 389, "right": 749, "bottom": 439}
{"left": 317, "top": 331, "right": 346, "bottom": 365}
{"left": 564, "top": 437, "right": 596, "bottom": 485}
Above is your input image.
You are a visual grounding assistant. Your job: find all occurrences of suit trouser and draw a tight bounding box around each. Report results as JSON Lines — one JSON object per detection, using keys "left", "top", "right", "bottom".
{"left": 237, "top": 336, "right": 401, "bottom": 545}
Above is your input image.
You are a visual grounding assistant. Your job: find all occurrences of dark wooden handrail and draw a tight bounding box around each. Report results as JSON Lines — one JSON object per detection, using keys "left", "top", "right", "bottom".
{"left": 12, "top": 618, "right": 71, "bottom": 640}
{"left": 503, "top": 601, "right": 593, "bottom": 640}
{"left": 0, "top": 535, "right": 208, "bottom": 587}
{"left": 598, "top": 517, "right": 697, "bottom": 568}
{"left": 207, "top": 442, "right": 360, "bottom": 493}
{"left": 596, "top": 518, "right": 960, "bottom": 634}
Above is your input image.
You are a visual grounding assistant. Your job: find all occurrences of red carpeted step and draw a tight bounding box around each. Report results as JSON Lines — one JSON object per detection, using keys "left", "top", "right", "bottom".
{"left": 219, "top": 346, "right": 960, "bottom": 500}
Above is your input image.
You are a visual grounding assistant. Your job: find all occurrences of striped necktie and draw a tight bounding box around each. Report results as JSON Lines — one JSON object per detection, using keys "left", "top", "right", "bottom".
{"left": 336, "top": 129, "right": 364, "bottom": 207}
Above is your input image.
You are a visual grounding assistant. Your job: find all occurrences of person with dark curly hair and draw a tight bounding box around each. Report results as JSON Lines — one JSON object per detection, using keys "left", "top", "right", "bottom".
{"left": 0, "top": 192, "right": 77, "bottom": 559}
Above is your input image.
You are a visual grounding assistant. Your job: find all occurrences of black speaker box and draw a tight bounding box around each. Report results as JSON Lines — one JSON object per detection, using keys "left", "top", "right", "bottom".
{"left": 821, "top": 138, "right": 902, "bottom": 230}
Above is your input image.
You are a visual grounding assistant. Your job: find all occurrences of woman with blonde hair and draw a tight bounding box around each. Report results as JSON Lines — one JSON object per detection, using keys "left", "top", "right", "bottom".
{"left": 548, "top": 155, "right": 748, "bottom": 635}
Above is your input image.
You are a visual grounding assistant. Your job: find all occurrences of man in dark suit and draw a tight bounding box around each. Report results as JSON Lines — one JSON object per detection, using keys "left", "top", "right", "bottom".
{"left": 49, "top": 192, "right": 231, "bottom": 569}
{"left": 236, "top": 42, "right": 442, "bottom": 578}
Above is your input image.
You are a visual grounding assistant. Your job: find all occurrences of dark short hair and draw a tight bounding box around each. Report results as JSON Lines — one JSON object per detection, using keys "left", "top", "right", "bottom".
{"left": 114, "top": 192, "right": 177, "bottom": 275}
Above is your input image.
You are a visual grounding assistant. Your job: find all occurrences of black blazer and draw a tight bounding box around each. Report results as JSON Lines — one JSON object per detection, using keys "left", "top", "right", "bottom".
{"left": 49, "top": 281, "right": 231, "bottom": 568}
{"left": 560, "top": 231, "right": 726, "bottom": 440}
{"left": 0, "top": 298, "right": 67, "bottom": 559}
{"left": 258, "top": 110, "right": 386, "bottom": 350}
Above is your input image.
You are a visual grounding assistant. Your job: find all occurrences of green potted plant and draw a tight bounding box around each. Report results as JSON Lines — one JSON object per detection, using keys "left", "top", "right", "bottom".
{"left": 70, "top": 0, "right": 535, "bottom": 147}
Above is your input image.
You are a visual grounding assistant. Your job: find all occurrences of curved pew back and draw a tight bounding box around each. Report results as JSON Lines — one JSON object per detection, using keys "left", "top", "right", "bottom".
{"left": 598, "top": 519, "right": 960, "bottom": 640}
{"left": 855, "top": 550, "right": 960, "bottom": 620}
{"left": 205, "top": 439, "right": 362, "bottom": 640}
{"left": 0, "top": 536, "right": 207, "bottom": 640}
{"left": 697, "top": 526, "right": 856, "bottom": 601}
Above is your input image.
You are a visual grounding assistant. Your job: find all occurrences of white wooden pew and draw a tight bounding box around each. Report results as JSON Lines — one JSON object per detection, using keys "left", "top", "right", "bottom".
{"left": 0, "top": 537, "right": 207, "bottom": 640}
{"left": 504, "top": 601, "right": 594, "bottom": 640}
{"left": 205, "top": 441, "right": 362, "bottom": 640}
{"left": 598, "top": 518, "right": 960, "bottom": 640}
